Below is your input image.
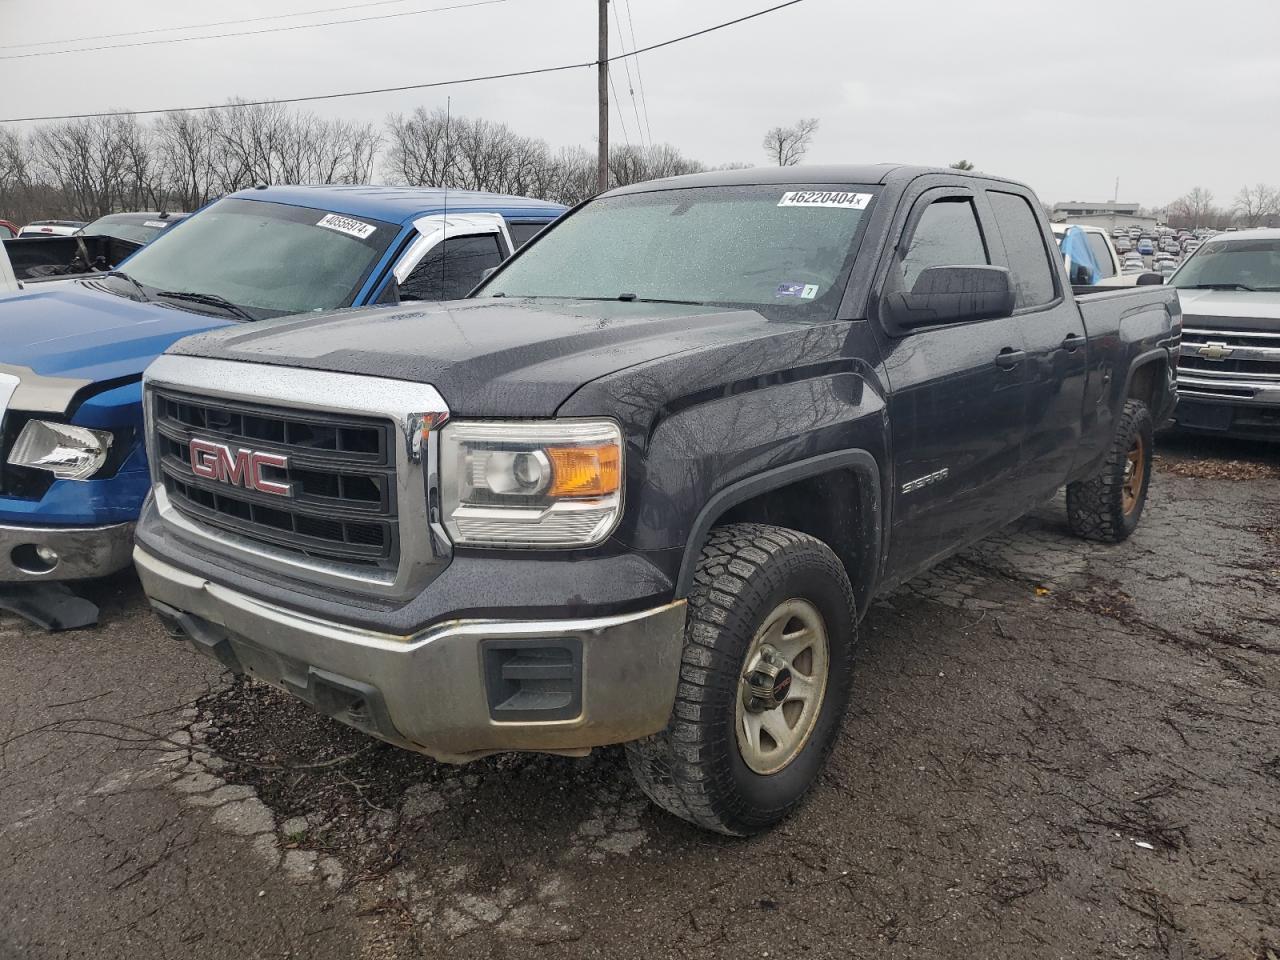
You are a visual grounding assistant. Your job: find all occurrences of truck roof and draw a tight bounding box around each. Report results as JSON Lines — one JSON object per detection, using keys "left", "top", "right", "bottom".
{"left": 606, "top": 163, "right": 1030, "bottom": 196}
{"left": 225, "top": 184, "right": 566, "bottom": 226}
{"left": 1199, "top": 227, "right": 1280, "bottom": 244}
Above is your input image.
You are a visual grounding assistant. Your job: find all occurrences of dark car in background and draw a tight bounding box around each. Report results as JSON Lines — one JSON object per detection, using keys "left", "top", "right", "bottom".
{"left": 77, "top": 211, "right": 187, "bottom": 245}
{"left": 3, "top": 211, "right": 187, "bottom": 283}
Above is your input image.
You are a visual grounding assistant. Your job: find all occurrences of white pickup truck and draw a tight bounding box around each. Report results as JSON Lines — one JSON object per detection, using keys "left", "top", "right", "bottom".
{"left": 1051, "top": 222, "right": 1142, "bottom": 287}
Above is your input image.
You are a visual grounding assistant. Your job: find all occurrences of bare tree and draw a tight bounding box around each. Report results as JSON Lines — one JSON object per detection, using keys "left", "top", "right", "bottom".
{"left": 762, "top": 118, "right": 819, "bottom": 166}
{"left": 154, "top": 111, "right": 217, "bottom": 211}
{"left": 1233, "top": 183, "right": 1280, "bottom": 228}
{"left": 10, "top": 101, "right": 719, "bottom": 221}
{"left": 32, "top": 116, "right": 138, "bottom": 219}
{"left": 1168, "top": 186, "right": 1217, "bottom": 228}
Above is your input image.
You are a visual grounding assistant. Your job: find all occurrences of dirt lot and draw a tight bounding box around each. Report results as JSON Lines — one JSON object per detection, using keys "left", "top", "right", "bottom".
{"left": 2, "top": 434, "right": 1278, "bottom": 960}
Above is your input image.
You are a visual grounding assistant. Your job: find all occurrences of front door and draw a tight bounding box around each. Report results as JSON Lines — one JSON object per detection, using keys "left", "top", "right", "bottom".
{"left": 876, "top": 188, "right": 1029, "bottom": 582}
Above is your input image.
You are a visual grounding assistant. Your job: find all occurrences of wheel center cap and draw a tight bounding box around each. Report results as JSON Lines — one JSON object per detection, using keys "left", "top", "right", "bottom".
{"left": 744, "top": 646, "right": 791, "bottom": 712}
{"left": 770, "top": 668, "right": 793, "bottom": 704}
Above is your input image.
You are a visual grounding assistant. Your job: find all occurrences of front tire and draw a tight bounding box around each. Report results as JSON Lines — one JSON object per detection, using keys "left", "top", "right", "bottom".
{"left": 625, "top": 523, "right": 856, "bottom": 836}
{"left": 1066, "top": 398, "right": 1154, "bottom": 543}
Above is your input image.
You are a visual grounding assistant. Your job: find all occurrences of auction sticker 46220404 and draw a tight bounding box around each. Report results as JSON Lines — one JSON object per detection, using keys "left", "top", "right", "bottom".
{"left": 777, "top": 191, "right": 873, "bottom": 209}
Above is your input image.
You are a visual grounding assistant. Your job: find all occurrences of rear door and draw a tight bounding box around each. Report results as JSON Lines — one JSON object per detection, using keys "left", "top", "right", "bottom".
{"left": 984, "top": 188, "right": 1089, "bottom": 506}
{"left": 875, "top": 185, "right": 1030, "bottom": 581}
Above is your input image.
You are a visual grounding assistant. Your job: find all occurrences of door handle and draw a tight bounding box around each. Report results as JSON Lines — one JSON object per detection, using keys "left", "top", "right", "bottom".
{"left": 995, "top": 348, "right": 1025, "bottom": 370}
{"left": 1062, "top": 333, "right": 1081, "bottom": 353}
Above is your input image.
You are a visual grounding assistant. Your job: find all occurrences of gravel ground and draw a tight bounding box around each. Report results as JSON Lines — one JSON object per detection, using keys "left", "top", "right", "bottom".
{"left": 2, "top": 433, "right": 1277, "bottom": 959}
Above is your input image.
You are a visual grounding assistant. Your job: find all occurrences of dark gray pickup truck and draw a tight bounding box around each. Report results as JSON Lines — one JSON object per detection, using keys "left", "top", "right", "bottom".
{"left": 135, "top": 164, "right": 1180, "bottom": 835}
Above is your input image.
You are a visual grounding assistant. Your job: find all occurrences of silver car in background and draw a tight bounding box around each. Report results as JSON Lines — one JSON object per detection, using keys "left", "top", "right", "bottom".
{"left": 1169, "top": 228, "right": 1280, "bottom": 440}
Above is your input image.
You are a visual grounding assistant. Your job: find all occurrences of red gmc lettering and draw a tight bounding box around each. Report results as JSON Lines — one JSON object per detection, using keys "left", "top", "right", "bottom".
{"left": 189, "top": 438, "right": 292, "bottom": 497}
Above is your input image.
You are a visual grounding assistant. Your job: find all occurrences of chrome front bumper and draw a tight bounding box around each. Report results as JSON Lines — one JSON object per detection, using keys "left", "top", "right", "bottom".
{"left": 135, "top": 546, "right": 687, "bottom": 762}
{"left": 1, "top": 521, "right": 135, "bottom": 582}
{"left": 1177, "top": 373, "right": 1280, "bottom": 407}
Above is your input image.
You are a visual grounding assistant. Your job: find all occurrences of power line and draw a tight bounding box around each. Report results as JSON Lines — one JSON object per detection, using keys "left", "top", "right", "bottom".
{"left": 0, "top": 0, "right": 418, "bottom": 51}
{"left": 623, "top": 0, "right": 654, "bottom": 147}
{"left": 0, "top": 0, "right": 507, "bottom": 62}
{"left": 610, "top": 0, "right": 646, "bottom": 148}
{"left": 607, "top": 66, "right": 632, "bottom": 148}
{"left": 0, "top": 0, "right": 810, "bottom": 124}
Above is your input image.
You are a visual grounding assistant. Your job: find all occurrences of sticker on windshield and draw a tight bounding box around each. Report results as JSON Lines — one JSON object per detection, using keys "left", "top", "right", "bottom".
{"left": 143, "top": 220, "right": 170, "bottom": 229}
{"left": 316, "top": 213, "right": 377, "bottom": 239}
{"left": 778, "top": 191, "right": 872, "bottom": 210}
{"left": 776, "top": 282, "right": 820, "bottom": 299}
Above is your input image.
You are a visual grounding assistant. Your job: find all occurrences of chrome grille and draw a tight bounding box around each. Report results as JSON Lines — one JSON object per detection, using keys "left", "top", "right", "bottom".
{"left": 152, "top": 389, "right": 399, "bottom": 570}
{"left": 1180, "top": 324, "right": 1280, "bottom": 379}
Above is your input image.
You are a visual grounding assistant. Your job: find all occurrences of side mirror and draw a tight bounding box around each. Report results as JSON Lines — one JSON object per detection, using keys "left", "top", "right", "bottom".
{"left": 882, "top": 265, "right": 1015, "bottom": 333}
{"left": 1069, "top": 262, "right": 1093, "bottom": 286}
{"left": 478, "top": 266, "right": 498, "bottom": 282}
{"left": 1136, "top": 272, "right": 1164, "bottom": 286}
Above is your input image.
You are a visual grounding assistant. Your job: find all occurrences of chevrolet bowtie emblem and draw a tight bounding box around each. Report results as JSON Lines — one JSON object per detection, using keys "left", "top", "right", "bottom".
{"left": 1197, "top": 342, "right": 1233, "bottom": 361}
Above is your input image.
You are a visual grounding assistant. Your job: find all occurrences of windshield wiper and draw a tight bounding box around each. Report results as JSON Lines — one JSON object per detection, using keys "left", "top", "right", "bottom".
{"left": 155, "top": 290, "right": 257, "bottom": 321}
{"left": 558, "top": 294, "right": 707, "bottom": 306}
{"left": 1182, "top": 282, "right": 1256, "bottom": 292}
{"left": 97, "top": 270, "right": 150, "bottom": 302}
{"left": 615, "top": 294, "right": 706, "bottom": 306}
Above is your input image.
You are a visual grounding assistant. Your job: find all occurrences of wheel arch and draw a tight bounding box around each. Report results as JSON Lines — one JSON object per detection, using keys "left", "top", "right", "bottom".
{"left": 1124, "top": 346, "right": 1175, "bottom": 420}
{"left": 675, "top": 450, "right": 883, "bottom": 617}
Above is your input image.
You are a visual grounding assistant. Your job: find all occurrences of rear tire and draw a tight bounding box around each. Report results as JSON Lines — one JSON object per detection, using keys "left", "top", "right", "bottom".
{"left": 625, "top": 523, "right": 856, "bottom": 836}
{"left": 1066, "top": 398, "right": 1154, "bottom": 543}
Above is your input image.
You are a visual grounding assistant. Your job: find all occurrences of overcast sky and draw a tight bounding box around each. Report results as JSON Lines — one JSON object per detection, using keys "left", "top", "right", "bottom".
{"left": 3, "top": 0, "right": 1276, "bottom": 208}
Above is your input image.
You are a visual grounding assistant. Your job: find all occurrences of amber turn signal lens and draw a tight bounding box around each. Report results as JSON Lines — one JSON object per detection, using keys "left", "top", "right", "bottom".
{"left": 546, "top": 443, "right": 621, "bottom": 497}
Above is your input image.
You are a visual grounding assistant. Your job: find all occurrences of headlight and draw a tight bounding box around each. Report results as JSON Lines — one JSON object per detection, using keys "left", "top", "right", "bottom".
{"left": 440, "top": 419, "right": 622, "bottom": 547}
{"left": 7, "top": 420, "right": 113, "bottom": 481}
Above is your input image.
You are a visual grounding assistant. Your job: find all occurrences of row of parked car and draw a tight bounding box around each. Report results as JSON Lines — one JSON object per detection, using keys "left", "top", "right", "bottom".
{"left": 0, "top": 163, "right": 1270, "bottom": 836}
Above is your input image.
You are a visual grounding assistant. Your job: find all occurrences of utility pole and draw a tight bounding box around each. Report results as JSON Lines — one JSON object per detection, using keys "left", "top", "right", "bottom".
{"left": 597, "top": 0, "right": 609, "bottom": 194}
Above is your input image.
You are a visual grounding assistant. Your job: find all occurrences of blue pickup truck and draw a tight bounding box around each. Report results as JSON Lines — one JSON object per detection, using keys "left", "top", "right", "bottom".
{"left": 0, "top": 184, "right": 564, "bottom": 618}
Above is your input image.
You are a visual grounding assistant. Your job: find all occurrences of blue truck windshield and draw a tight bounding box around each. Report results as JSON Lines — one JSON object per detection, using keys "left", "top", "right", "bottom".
{"left": 481, "top": 184, "right": 877, "bottom": 319}
{"left": 123, "top": 198, "right": 398, "bottom": 318}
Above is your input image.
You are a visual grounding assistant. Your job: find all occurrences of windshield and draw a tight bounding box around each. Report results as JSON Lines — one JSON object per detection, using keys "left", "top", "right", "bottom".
{"left": 122, "top": 198, "right": 398, "bottom": 319}
{"left": 480, "top": 184, "right": 877, "bottom": 320}
{"left": 1170, "top": 237, "right": 1280, "bottom": 291}
{"left": 81, "top": 215, "right": 171, "bottom": 245}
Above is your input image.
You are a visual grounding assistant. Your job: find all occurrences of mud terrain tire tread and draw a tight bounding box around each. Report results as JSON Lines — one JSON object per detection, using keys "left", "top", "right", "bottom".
{"left": 1066, "top": 398, "right": 1154, "bottom": 543}
{"left": 625, "top": 523, "right": 856, "bottom": 836}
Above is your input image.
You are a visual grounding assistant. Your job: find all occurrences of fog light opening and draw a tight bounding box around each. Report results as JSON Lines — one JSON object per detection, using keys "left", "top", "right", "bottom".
{"left": 11, "top": 543, "right": 59, "bottom": 575}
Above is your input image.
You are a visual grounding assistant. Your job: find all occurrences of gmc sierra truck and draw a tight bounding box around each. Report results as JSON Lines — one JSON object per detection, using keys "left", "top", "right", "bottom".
{"left": 135, "top": 165, "right": 1180, "bottom": 835}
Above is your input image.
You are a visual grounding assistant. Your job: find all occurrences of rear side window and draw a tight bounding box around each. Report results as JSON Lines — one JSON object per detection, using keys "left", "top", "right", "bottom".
{"left": 401, "top": 233, "right": 504, "bottom": 301}
{"left": 988, "top": 191, "right": 1057, "bottom": 308}
{"left": 1085, "top": 233, "right": 1116, "bottom": 278}
{"left": 507, "top": 220, "right": 549, "bottom": 249}
{"left": 901, "top": 198, "right": 989, "bottom": 289}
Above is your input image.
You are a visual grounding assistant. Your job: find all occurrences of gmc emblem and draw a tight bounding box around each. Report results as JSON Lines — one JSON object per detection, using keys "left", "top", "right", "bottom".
{"left": 189, "top": 438, "right": 293, "bottom": 497}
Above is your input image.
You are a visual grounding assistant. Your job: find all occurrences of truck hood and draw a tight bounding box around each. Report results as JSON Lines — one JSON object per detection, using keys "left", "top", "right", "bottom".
{"left": 1, "top": 279, "right": 234, "bottom": 382}
{"left": 1175, "top": 287, "right": 1280, "bottom": 329}
{"left": 168, "top": 297, "right": 782, "bottom": 416}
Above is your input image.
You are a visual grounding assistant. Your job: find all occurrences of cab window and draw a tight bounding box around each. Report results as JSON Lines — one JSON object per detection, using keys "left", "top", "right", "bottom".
{"left": 902, "top": 197, "right": 989, "bottom": 289}
{"left": 401, "top": 234, "right": 504, "bottom": 301}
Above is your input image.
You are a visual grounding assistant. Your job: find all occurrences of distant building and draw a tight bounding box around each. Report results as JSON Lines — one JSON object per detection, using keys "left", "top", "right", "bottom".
{"left": 1050, "top": 201, "right": 1160, "bottom": 232}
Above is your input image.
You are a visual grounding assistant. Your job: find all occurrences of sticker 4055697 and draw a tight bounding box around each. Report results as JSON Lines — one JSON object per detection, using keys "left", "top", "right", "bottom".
{"left": 316, "top": 213, "right": 378, "bottom": 239}
{"left": 778, "top": 191, "right": 873, "bottom": 210}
